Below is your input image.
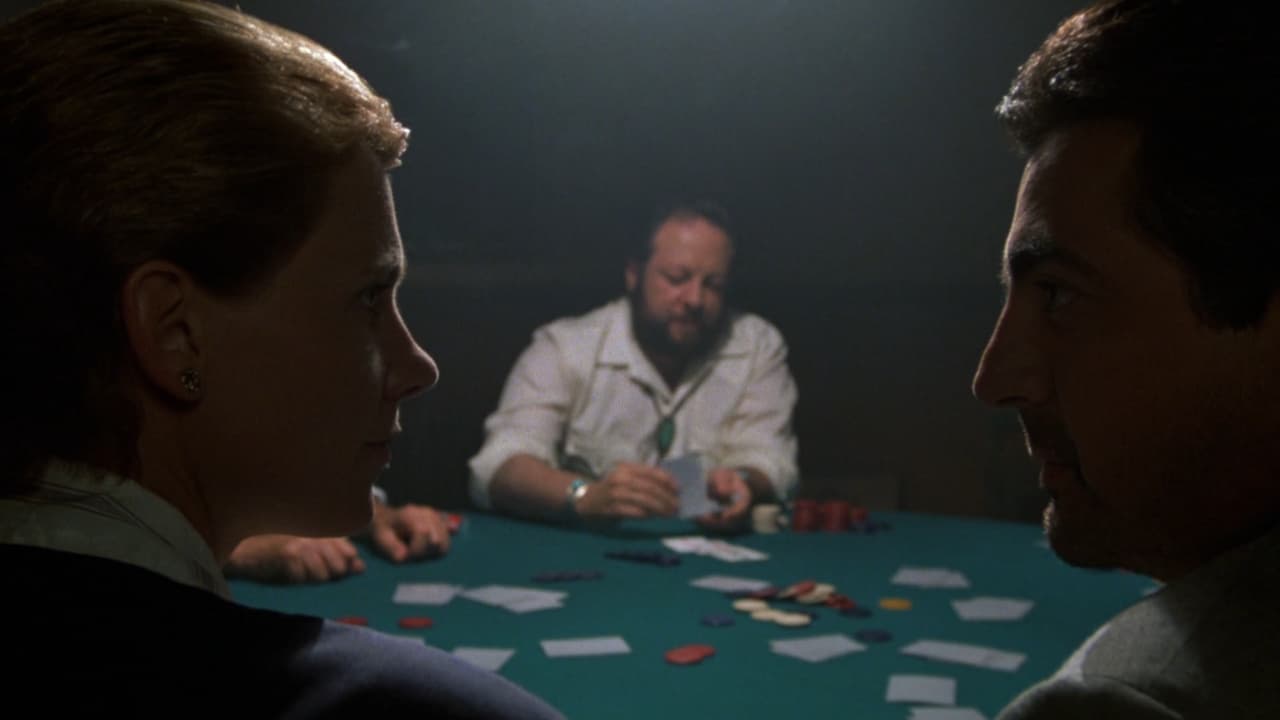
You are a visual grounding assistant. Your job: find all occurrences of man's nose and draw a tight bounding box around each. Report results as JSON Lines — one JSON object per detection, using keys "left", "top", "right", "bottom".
{"left": 972, "top": 302, "right": 1048, "bottom": 409}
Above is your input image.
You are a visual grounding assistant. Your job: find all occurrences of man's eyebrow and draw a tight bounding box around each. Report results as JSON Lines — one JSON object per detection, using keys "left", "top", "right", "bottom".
{"left": 1000, "top": 227, "right": 1102, "bottom": 288}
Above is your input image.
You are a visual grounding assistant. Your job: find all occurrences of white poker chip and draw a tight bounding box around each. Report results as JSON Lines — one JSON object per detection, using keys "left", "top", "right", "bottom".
{"left": 751, "top": 504, "right": 782, "bottom": 534}
{"left": 796, "top": 583, "right": 836, "bottom": 604}
{"left": 732, "top": 598, "right": 769, "bottom": 613}
{"left": 772, "top": 612, "right": 813, "bottom": 627}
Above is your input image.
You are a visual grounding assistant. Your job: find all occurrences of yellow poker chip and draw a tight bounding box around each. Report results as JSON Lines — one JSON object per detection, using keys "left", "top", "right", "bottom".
{"left": 878, "top": 597, "right": 913, "bottom": 611}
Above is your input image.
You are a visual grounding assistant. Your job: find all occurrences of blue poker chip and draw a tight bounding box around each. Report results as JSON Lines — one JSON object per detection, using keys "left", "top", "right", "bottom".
{"left": 532, "top": 570, "right": 605, "bottom": 582}
{"left": 700, "top": 613, "right": 736, "bottom": 628}
{"left": 854, "top": 629, "right": 893, "bottom": 643}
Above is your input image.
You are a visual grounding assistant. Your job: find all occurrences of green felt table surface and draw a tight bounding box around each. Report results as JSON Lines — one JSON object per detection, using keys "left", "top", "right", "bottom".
{"left": 230, "top": 511, "right": 1153, "bottom": 719}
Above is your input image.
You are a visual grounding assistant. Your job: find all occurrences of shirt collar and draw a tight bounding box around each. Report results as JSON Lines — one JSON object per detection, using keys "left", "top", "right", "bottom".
{"left": 0, "top": 459, "right": 230, "bottom": 598}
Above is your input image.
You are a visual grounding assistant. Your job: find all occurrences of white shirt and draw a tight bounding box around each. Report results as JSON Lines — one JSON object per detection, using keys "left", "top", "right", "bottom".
{"left": 469, "top": 297, "right": 799, "bottom": 508}
{"left": 0, "top": 459, "right": 229, "bottom": 598}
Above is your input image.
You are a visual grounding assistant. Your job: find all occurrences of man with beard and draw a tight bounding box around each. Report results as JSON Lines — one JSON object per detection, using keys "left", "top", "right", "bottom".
{"left": 973, "top": 1, "right": 1280, "bottom": 717}
{"left": 469, "top": 202, "right": 797, "bottom": 530}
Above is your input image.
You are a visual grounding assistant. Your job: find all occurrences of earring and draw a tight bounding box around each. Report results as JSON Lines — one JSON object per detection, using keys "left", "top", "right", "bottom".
{"left": 179, "top": 369, "right": 202, "bottom": 394}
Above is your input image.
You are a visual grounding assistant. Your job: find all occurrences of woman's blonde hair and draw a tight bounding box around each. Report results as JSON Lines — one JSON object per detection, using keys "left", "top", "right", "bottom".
{"left": 0, "top": 0, "right": 410, "bottom": 488}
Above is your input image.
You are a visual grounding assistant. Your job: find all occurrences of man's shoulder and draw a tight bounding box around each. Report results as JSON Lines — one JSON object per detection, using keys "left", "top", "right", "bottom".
{"left": 536, "top": 298, "right": 624, "bottom": 338}
{"left": 3, "top": 544, "right": 563, "bottom": 719}
{"left": 1010, "top": 553, "right": 1280, "bottom": 719}
{"left": 291, "top": 622, "right": 564, "bottom": 718}
{"left": 998, "top": 673, "right": 1181, "bottom": 720}
{"left": 722, "top": 309, "right": 788, "bottom": 355}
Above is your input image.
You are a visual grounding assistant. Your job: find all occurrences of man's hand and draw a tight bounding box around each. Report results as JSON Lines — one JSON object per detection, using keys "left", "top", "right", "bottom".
{"left": 696, "top": 466, "right": 753, "bottom": 532}
{"left": 574, "top": 462, "right": 679, "bottom": 519}
{"left": 225, "top": 535, "right": 365, "bottom": 584}
{"left": 369, "top": 502, "right": 451, "bottom": 563}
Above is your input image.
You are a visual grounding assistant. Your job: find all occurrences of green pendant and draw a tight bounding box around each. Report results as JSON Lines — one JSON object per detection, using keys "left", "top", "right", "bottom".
{"left": 656, "top": 416, "right": 676, "bottom": 458}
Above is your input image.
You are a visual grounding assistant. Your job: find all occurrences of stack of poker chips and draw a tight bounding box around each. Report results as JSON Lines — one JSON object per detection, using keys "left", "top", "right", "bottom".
{"left": 786, "top": 499, "right": 890, "bottom": 534}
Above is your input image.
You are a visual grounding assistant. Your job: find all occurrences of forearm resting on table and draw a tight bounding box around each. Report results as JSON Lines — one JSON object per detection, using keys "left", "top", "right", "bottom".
{"left": 489, "top": 454, "right": 577, "bottom": 522}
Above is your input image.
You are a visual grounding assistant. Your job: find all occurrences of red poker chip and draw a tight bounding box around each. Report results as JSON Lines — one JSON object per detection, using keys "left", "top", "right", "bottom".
{"left": 790, "top": 500, "right": 819, "bottom": 532}
{"left": 779, "top": 580, "right": 817, "bottom": 600}
{"left": 664, "top": 644, "right": 716, "bottom": 665}
{"left": 818, "top": 500, "right": 851, "bottom": 531}
{"left": 445, "top": 513, "right": 463, "bottom": 533}
{"left": 824, "top": 594, "right": 858, "bottom": 610}
{"left": 335, "top": 616, "right": 368, "bottom": 626}
{"left": 398, "top": 616, "right": 434, "bottom": 630}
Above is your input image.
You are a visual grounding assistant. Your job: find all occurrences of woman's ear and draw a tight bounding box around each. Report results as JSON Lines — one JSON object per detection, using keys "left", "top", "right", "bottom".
{"left": 120, "top": 261, "right": 205, "bottom": 403}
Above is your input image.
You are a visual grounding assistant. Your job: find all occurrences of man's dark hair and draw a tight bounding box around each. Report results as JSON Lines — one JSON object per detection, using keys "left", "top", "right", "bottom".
{"left": 627, "top": 199, "right": 735, "bottom": 266}
{"left": 997, "top": 0, "right": 1276, "bottom": 329}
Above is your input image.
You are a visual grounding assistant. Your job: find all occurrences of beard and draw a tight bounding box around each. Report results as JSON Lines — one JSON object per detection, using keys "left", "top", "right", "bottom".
{"left": 627, "top": 287, "right": 728, "bottom": 362}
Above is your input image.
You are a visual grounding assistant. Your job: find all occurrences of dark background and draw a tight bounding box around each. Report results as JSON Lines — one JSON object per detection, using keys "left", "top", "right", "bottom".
{"left": 4, "top": 1, "right": 1087, "bottom": 520}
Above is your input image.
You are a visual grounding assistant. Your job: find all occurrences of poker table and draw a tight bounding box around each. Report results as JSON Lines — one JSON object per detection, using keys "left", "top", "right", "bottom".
{"left": 231, "top": 511, "right": 1152, "bottom": 719}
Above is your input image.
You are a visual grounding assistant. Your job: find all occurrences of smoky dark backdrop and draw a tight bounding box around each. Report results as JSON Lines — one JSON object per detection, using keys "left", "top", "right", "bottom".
{"left": 3, "top": 0, "right": 1088, "bottom": 520}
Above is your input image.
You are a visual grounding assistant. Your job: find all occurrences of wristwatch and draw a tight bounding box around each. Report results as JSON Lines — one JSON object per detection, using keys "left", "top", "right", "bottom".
{"left": 564, "top": 477, "right": 589, "bottom": 518}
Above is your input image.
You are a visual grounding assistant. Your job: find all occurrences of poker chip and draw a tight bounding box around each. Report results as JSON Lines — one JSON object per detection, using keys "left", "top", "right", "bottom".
{"left": 605, "top": 550, "right": 681, "bottom": 567}
{"left": 790, "top": 499, "right": 819, "bottom": 532}
{"left": 664, "top": 644, "right": 716, "bottom": 665}
{"left": 701, "top": 613, "right": 736, "bottom": 628}
{"left": 824, "top": 593, "right": 858, "bottom": 610}
{"left": 854, "top": 629, "right": 893, "bottom": 643}
{"left": 397, "top": 616, "right": 434, "bottom": 630}
{"left": 532, "top": 570, "right": 605, "bottom": 583}
{"left": 772, "top": 612, "right": 813, "bottom": 628}
{"left": 747, "top": 587, "right": 780, "bottom": 600}
{"left": 444, "top": 513, "right": 463, "bottom": 533}
{"left": 335, "top": 616, "right": 368, "bottom": 626}
{"left": 818, "top": 500, "right": 851, "bottom": 532}
{"left": 878, "top": 597, "right": 913, "bottom": 611}
{"left": 732, "top": 598, "right": 769, "bottom": 613}
{"left": 751, "top": 608, "right": 785, "bottom": 623}
{"left": 778, "top": 580, "right": 817, "bottom": 600}
{"left": 751, "top": 504, "right": 782, "bottom": 534}
{"left": 796, "top": 583, "right": 836, "bottom": 604}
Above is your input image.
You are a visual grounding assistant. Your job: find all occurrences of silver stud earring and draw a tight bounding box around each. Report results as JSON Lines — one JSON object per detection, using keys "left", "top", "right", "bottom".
{"left": 180, "top": 369, "right": 202, "bottom": 394}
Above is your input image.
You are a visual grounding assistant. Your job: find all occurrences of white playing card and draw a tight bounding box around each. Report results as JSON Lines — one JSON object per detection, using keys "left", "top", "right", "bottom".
{"left": 951, "top": 596, "right": 1034, "bottom": 622}
{"left": 769, "top": 634, "right": 866, "bottom": 663}
{"left": 452, "top": 647, "right": 515, "bottom": 672}
{"left": 886, "top": 674, "right": 957, "bottom": 705}
{"left": 891, "top": 567, "right": 971, "bottom": 589}
{"left": 662, "top": 453, "right": 720, "bottom": 518}
{"left": 908, "top": 709, "right": 988, "bottom": 720}
{"left": 541, "top": 636, "right": 631, "bottom": 658}
{"left": 899, "top": 639, "right": 1027, "bottom": 672}
{"left": 392, "top": 583, "right": 463, "bottom": 606}
{"left": 689, "top": 574, "right": 772, "bottom": 592}
{"left": 461, "top": 585, "right": 566, "bottom": 608}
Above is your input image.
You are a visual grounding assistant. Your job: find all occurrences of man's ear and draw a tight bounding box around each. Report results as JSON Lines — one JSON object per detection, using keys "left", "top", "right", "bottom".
{"left": 120, "top": 260, "right": 204, "bottom": 403}
{"left": 624, "top": 260, "right": 640, "bottom": 294}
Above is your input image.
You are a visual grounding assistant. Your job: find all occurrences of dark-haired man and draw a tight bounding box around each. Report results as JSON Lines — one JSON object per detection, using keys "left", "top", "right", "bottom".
{"left": 469, "top": 203, "right": 798, "bottom": 530}
{"left": 974, "top": 1, "right": 1280, "bottom": 717}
